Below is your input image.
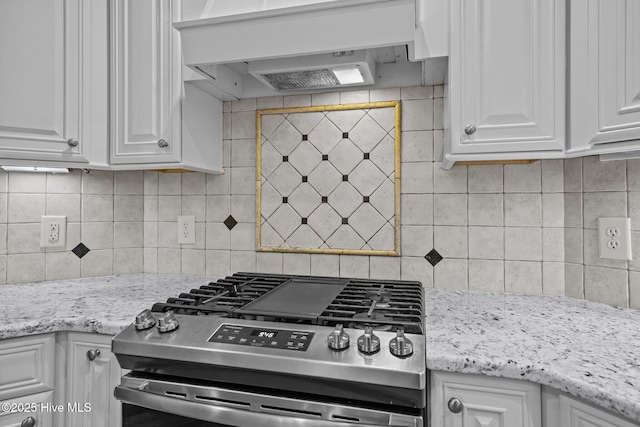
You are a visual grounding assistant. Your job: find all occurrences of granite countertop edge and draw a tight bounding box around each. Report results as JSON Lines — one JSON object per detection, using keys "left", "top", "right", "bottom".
{"left": 1, "top": 275, "right": 639, "bottom": 423}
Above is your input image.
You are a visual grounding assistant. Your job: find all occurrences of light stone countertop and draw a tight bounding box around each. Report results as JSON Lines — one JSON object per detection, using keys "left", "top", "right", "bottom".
{"left": 425, "top": 289, "right": 640, "bottom": 423}
{"left": 0, "top": 274, "right": 217, "bottom": 338}
{"left": 1, "top": 275, "right": 639, "bottom": 423}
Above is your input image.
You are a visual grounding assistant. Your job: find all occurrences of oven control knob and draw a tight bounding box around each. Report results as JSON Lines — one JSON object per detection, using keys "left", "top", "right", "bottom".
{"left": 156, "top": 310, "right": 179, "bottom": 333}
{"left": 357, "top": 326, "right": 380, "bottom": 354}
{"left": 389, "top": 329, "right": 413, "bottom": 357}
{"left": 327, "top": 324, "right": 350, "bottom": 350}
{"left": 134, "top": 309, "right": 156, "bottom": 331}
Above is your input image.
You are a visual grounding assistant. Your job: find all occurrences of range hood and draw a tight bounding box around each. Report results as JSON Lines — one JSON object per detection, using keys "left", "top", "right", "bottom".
{"left": 175, "top": 0, "right": 447, "bottom": 100}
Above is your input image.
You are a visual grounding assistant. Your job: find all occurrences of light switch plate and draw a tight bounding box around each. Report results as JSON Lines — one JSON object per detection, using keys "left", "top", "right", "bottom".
{"left": 597, "top": 217, "right": 632, "bottom": 260}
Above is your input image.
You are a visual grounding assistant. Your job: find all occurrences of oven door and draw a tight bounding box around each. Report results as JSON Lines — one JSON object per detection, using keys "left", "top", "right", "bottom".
{"left": 115, "top": 374, "right": 423, "bottom": 427}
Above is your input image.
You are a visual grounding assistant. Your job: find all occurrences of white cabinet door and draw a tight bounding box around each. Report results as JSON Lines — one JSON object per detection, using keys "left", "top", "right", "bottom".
{"left": 0, "top": 0, "right": 99, "bottom": 164}
{"left": 65, "top": 333, "right": 121, "bottom": 427}
{"left": 0, "top": 334, "right": 55, "bottom": 402}
{"left": 431, "top": 371, "right": 542, "bottom": 427}
{"left": 110, "top": 0, "right": 181, "bottom": 164}
{"left": 0, "top": 391, "right": 54, "bottom": 427}
{"left": 569, "top": 0, "right": 640, "bottom": 155}
{"left": 447, "top": 0, "right": 565, "bottom": 159}
{"left": 559, "top": 395, "right": 639, "bottom": 427}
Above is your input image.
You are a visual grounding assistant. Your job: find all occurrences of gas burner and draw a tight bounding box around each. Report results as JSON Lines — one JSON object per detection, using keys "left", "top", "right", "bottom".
{"left": 350, "top": 312, "right": 394, "bottom": 331}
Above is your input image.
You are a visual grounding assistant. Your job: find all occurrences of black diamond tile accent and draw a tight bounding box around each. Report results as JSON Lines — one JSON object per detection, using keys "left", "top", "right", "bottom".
{"left": 283, "top": 156, "right": 288, "bottom": 162}
{"left": 302, "top": 218, "right": 307, "bottom": 225}
{"left": 342, "top": 218, "right": 349, "bottom": 225}
{"left": 364, "top": 152, "right": 370, "bottom": 160}
{"left": 342, "top": 132, "right": 349, "bottom": 139}
{"left": 283, "top": 197, "right": 288, "bottom": 204}
{"left": 322, "top": 154, "right": 329, "bottom": 161}
{"left": 342, "top": 175, "right": 348, "bottom": 182}
{"left": 72, "top": 243, "right": 90, "bottom": 259}
{"left": 321, "top": 196, "right": 328, "bottom": 203}
{"left": 302, "top": 176, "right": 308, "bottom": 182}
{"left": 224, "top": 215, "right": 238, "bottom": 230}
{"left": 363, "top": 196, "right": 370, "bottom": 203}
{"left": 424, "top": 249, "right": 443, "bottom": 267}
{"left": 302, "top": 134, "right": 308, "bottom": 141}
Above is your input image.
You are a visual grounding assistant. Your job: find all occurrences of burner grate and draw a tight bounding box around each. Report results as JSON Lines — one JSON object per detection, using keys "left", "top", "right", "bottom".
{"left": 150, "top": 273, "right": 424, "bottom": 334}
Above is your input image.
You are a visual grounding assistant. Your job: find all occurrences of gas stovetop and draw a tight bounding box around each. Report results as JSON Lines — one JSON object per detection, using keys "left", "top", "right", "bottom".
{"left": 150, "top": 272, "right": 424, "bottom": 334}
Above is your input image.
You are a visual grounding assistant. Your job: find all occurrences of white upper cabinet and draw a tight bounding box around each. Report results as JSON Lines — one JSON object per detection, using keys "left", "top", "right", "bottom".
{"left": 110, "top": 0, "right": 182, "bottom": 165}
{"left": 109, "top": 0, "right": 223, "bottom": 173}
{"left": 445, "top": 0, "right": 566, "bottom": 167}
{"left": 569, "top": 0, "right": 640, "bottom": 156}
{"left": 0, "top": 0, "right": 107, "bottom": 166}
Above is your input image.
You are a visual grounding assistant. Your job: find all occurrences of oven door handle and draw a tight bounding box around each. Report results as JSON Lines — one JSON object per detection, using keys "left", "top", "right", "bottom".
{"left": 114, "top": 385, "right": 417, "bottom": 427}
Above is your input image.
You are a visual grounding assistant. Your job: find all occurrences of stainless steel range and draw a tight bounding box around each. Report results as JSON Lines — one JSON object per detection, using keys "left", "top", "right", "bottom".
{"left": 112, "top": 272, "right": 426, "bottom": 426}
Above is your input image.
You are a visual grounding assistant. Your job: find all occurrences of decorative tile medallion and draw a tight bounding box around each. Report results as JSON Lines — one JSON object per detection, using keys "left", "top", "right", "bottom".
{"left": 257, "top": 102, "right": 400, "bottom": 256}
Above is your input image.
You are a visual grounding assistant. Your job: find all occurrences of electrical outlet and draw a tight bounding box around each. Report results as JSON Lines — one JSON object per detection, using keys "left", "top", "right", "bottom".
{"left": 178, "top": 215, "right": 196, "bottom": 245}
{"left": 40, "top": 216, "right": 67, "bottom": 248}
{"left": 598, "top": 217, "right": 632, "bottom": 260}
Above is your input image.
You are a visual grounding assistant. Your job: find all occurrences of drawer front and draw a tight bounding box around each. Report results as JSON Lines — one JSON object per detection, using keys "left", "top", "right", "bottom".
{"left": 0, "top": 390, "right": 54, "bottom": 427}
{"left": 0, "top": 334, "right": 55, "bottom": 401}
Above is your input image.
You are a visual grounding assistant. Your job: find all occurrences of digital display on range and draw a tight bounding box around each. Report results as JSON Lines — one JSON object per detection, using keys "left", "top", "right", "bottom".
{"left": 250, "top": 329, "right": 278, "bottom": 339}
{"left": 209, "top": 324, "right": 314, "bottom": 351}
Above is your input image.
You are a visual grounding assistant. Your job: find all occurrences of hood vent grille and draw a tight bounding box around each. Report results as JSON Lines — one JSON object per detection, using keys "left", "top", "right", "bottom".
{"left": 262, "top": 69, "right": 340, "bottom": 90}
{"left": 248, "top": 50, "right": 375, "bottom": 92}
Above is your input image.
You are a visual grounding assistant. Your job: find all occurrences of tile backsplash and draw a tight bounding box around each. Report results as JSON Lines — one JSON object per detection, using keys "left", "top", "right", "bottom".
{"left": 0, "top": 84, "right": 637, "bottom": 310}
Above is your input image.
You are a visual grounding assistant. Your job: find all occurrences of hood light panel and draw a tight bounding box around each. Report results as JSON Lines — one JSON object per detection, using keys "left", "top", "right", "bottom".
{"left": 332, "top": 66, "right": 364, "bottom": 85}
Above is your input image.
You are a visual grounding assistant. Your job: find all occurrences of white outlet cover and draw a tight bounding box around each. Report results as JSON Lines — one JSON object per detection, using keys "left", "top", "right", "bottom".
{"left": 597, "top": 217, "right": 632, "bottom": 260}
{"left": 40, "top": 215, "right": 67, "bottom": 248}
{"left": 178, "top": 215, "right": 196, "bottom": 245}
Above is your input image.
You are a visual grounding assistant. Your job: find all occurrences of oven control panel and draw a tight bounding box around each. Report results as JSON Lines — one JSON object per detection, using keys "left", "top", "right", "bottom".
{"left": 209, "top": 324, "right": 314, "bottom": 351}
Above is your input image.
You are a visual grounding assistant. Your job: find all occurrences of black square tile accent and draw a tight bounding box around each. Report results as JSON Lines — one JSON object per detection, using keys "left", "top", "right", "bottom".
{"left": 283, "top": 156, "right": 288, "bottom": 162}
{"left": 342, "top": 132, "right": 349, "bottom": 139}
{"left": 342, "top": 175, "right": 348, "bottom": 182}
{"left": 321, "top": 196, "right": 328, "bottom": 203}
{"left": 302, "top": 134, "right": 308, "bottom": 141}
{"left": 322, "top": 154, "right": 329, "bottom": 161}
{"left": 363, "top": 196, "right": 370, "bottom": 203}
{"left": 302, "top": 176, "right": 308, "bottom": 182}
{"left": 283, "top": 197, "right": 288, "bottom": 204}
{"left": 71, "top": 243, "right": 90, "bottom": 259}
{"left": 424, "top": 249, "right": 443, "bottom": 267}
{"left": 224, "top": 215, "right": 238, "bottom": 230}
{"left": 342, "top": 218, "right": 349, "bottom": 225}
{"left": 364, "top": 153, "right": 370, "bottom": 160}
{"left": 302, "top": 218, "right": 307, "bottom": 224}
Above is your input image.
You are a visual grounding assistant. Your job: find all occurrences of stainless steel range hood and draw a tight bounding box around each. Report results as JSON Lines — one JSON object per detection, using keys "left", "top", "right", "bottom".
{"left": 174, "top": 0, "right": 447, "bottom": 100}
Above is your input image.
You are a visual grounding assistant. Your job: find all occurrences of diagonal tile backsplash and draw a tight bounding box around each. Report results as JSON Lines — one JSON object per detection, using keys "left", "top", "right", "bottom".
{"left": 258, "top": 103, "right": 399, "bottom": 254}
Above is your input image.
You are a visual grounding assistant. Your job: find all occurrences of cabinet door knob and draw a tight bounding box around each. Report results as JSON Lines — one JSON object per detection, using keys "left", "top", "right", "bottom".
{"left": 21, "top": 416, "right": 36, "bottom": 427}
{"left": 464, "top": 124, "right": 476, "bottom": 135}
{"left": 86, "top": 349, "right": 101, "bottom": 361}
{"left": 157, "top": 139, "right": 169, "bottom": 148}
{"left": 67, "top": 138, "right": 79, "bottom": 147}
{"left": 448, "top": 397, "right": 464, "bottom": 413}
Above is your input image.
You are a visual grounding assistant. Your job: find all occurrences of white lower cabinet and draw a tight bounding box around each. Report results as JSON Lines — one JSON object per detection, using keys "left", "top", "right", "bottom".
{"left": 0, "top": 391, "right": 54, "bottom": 427}
{"left": 0, "top": 334, "right": 56, "bottom": 427}
{"left": 62, "top": 333, "right": 122, "bottom": 427}
{"left": 430, "top": 371, "right": 542, "bottom": 427}
{"left": 542, "top": 387, "right": 640, "bottom": 427}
